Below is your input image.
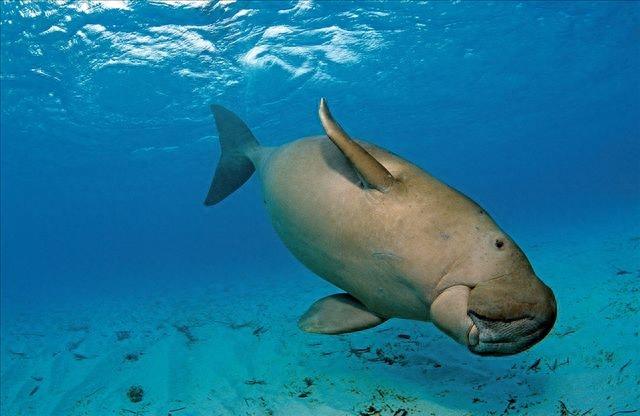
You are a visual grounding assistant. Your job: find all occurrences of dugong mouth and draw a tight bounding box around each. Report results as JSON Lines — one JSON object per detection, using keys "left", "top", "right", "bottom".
{"left": 465, "top": 269, "right": 557, "bottom": 356}
{"left": 466, "top": 311, "right": 550, "bottom": 356}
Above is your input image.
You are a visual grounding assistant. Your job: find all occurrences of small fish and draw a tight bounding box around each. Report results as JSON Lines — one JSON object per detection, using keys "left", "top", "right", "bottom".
{"left": 244, "top": 379, "right": 266, "bottom": 385}
{"left": 252, "top": 326, "right": 268, "bottom": 336}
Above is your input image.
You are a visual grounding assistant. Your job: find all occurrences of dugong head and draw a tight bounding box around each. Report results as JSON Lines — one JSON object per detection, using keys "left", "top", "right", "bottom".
{"left": 466, "top": 267, "right": 557, "bottom": 356}
{"left": 430, "top": 230, "right": 557, "bottom": 357}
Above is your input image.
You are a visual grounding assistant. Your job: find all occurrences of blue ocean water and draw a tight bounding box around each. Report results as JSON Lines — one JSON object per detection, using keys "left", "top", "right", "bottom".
{"left": 1, "top": 1, "right": 639, "bottom": 415}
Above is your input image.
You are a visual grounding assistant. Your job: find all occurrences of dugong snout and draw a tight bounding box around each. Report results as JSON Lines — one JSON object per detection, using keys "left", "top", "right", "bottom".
{"left": 466, "top": 272, "right": 557, "bottom": 356}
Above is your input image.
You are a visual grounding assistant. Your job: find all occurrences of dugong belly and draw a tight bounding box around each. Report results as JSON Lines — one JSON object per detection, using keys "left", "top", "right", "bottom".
{"left": 257, "top": 137, "right": 431, "bottom": 320}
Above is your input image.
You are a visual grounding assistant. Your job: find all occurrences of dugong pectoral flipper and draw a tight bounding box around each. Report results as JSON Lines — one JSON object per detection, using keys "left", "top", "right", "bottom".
{"left": 318, "top": 98, "right": 396, "bottom": 192}
{"left": 298, "top": 293, "right": 387, "bottom": 334}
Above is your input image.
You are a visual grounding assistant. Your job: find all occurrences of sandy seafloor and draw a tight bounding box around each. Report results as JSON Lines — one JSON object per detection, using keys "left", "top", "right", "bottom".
{"left": 2, "top": 215, "right": 639, "bottom": 416}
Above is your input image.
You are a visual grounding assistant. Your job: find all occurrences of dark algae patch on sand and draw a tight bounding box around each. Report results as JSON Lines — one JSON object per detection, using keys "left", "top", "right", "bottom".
{"left": 126, "top": 385, "right": 144, "bottom": 403}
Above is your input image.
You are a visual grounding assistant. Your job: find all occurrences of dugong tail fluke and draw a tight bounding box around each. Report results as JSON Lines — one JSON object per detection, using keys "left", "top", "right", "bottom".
{"left": 204, "top": 105, "right": 260, "bottom": 206}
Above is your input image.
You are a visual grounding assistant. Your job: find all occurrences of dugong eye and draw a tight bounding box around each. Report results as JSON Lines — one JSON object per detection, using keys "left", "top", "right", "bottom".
{"left": 495, "top": 239, "right": 505, "bottom": 249}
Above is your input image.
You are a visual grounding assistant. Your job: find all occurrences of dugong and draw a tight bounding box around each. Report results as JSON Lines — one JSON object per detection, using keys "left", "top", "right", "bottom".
{"left": 204, "top": 99, "right": 557, "bottom": 356}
